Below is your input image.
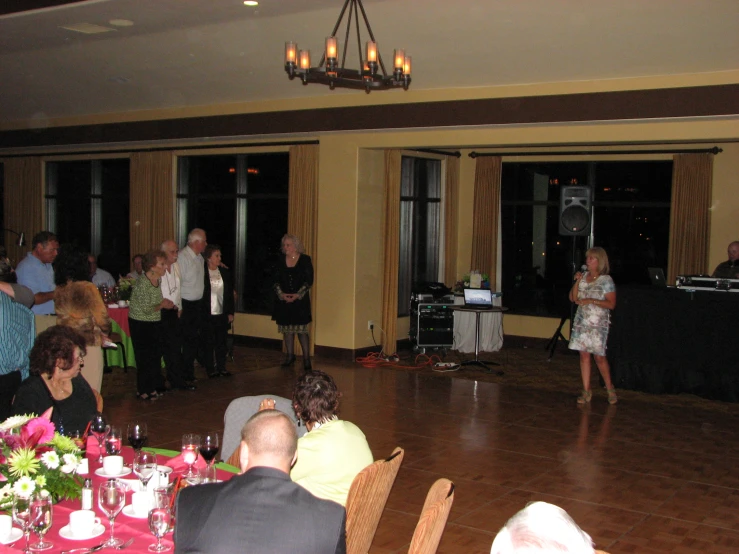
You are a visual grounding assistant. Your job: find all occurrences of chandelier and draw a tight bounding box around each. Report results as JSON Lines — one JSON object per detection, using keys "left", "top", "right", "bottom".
{"left": 284, "top": 0, "right": 411, "bottom": 92}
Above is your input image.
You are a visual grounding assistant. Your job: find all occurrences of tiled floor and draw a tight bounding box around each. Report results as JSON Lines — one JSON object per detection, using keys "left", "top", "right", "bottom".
{"left": 103, "top": 349, "right": 739, "bottom": 553}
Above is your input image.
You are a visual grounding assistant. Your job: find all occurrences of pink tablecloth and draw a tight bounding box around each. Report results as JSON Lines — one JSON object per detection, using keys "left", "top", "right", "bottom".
{"left": 107, "top": 306, "right": 130, "bottom": 336}
{"left": 0, "top": 446, "right": 235, "bottom": 554}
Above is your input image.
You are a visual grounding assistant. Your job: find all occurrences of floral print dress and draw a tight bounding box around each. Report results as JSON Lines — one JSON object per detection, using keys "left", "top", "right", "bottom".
{"left": 568, "top": 274, "right": 615, "bottom": 356}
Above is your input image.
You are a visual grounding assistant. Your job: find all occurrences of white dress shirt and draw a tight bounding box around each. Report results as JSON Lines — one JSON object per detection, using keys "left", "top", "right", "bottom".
{"left": 178, "top": 245, "right": 204, "bottom": 301}
{"left": 161, "top": 263, "right": 182, "bottom": 310}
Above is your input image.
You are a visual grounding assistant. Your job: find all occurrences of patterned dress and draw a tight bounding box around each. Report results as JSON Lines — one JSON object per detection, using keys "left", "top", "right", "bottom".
{"left": 568, "top": 274, "right": 615, "bottom": 356}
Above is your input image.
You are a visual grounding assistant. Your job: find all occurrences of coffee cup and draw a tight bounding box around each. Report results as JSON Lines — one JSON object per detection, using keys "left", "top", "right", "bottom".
{"left": 69, "top": 510, "right": 101, "bottom": 537}
{"left": 0, "top": 514, "right": 13, "bottom": 540}
{"left": 118, "top": 300, "right": 127, "bottom": 308}
{"left": 102, "top": 455, "right": 124, "bottom": 476}
{"left": 131, "top": 491, "right": 151, "bottom": 516}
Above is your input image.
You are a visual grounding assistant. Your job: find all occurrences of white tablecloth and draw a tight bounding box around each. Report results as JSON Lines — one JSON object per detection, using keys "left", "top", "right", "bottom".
{"left": 452, "top": 296, "right": 504, "bottom": 353}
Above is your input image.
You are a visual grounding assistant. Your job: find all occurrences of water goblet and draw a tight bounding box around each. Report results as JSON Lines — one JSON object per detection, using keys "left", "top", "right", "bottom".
{"left": 148, "top": 507, "right": 173, "bottom": 552}
{"left": 152, "top": 486, "right": 175, "bottom": 534}
{"left": 98, "top": 479, "right": 126, "bottom": 547}
{"left": 181, "top": 434, "right": 200, "bottom": 479}
{"left": 127, "top": 421, "right": 148, "bottom": 453}
{"left": 106, "top": 426, "right": 123, "bottom": 456}
{"left": 90, "top": 414, "right": 110, "bottom": 463}
{"left": 28, "top": 491, "right": 53, "bottom": 551}
{"left": 134, "top": 451, "right": 158, "bottom": 490}
{"left": 12, "top": 494, "right": 32, "bottom": 554}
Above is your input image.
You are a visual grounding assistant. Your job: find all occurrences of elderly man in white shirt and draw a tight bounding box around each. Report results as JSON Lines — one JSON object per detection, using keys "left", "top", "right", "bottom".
{"left": 160, "top": 240, "right": 195, "bottom": 392}
{"left": 178, "top": 229, "right": 207, "bottom": 383}
{"left": 88, "top": 254, "right": 116, "bottom": 288}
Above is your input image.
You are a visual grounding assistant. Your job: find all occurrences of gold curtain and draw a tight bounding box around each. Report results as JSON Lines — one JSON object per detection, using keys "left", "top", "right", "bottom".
{"left": 667, "top": 153, "right": 713, "bottom": 282}
{"left": 129, "top": 151, "right": 175, "bottom": 258}
{"left": 381, "top": 150, "right": 402, "bottom": 355}
{"left": 288, "top": 145, "right": 319, "bottom": 355}
{"left": 470, "top": 156, "right": 502, "bottom": 287}
{"left": 3, "top": 158, "right": 43, "bottom": 265}
{"left": 443, "top": 156, "right": 460, "bottom": 287}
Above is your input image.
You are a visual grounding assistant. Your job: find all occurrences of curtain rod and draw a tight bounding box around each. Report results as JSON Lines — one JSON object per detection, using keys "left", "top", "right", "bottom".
{"left": 412, "top": 148, "right": 461, "bottom": 158}
{"left": 0, "top": 139, "right": 320, "bottom": 158}
{"left": 469, "top": 146, "right": 722, "bottom": 158}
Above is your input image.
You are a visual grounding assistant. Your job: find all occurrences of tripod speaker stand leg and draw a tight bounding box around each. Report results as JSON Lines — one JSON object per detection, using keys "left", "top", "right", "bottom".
{"left": 546, "top": 316, "right": 569, "bottom": 361}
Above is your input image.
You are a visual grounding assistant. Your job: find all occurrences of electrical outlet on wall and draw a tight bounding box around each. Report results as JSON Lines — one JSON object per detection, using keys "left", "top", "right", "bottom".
{"left": 368, "top": 320, "right": 375, "bottom": 330}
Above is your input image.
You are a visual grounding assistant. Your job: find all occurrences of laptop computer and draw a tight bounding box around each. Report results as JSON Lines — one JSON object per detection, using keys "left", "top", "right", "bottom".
{"left": 463, "top": 288, "right": 495, "bottom": 309}
{"left": 648, "top": 267, "right": 667, "bottom": 287}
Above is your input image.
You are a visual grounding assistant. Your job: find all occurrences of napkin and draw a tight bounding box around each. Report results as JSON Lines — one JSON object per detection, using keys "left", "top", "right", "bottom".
{"left": 164, "top": 453, "right": 207, "bottom": 473}
{"left": 86, "top": 435, "right": 100, "bottom": 459}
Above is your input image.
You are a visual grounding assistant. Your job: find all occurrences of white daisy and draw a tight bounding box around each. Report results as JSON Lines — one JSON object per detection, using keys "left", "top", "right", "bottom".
{"left": 12, "top": 476, "right": 36, "bottom": 497}
{"left": 0, "top": 414, "right": 33, "bottom": 432}
{"left": 40, "top": 451, "right": 60, "bottom": 469}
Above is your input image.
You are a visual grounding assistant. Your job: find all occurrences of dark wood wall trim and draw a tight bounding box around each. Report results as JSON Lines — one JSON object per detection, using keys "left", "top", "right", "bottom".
{"left": 2, "top": 84, "right": 737, "bottom": 150}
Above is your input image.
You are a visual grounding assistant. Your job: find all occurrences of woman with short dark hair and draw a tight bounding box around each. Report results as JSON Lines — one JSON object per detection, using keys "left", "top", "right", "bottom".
{"left": 201, "top": 244, "right": 235, "bottom": 378}
{"left": 12, "top": 326, "right": 98, "bottom": 435}
{"left": 128, "top": 249, "right": 174, "bottom": 400}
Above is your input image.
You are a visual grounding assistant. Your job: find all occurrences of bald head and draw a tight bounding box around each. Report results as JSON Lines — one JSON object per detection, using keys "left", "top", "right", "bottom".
{"left": 728, "top": 241, "right": 739, "bottom": 262}
{"left": 239, "top": 410, "right": 298, "bottom": 474}
{"left": 161, "top": 240, "right": 178, "bottom": 266}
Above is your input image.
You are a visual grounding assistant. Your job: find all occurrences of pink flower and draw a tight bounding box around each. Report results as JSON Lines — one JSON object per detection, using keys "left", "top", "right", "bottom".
{"left": 21, "top": 417, "right": 56, "bottom": 449}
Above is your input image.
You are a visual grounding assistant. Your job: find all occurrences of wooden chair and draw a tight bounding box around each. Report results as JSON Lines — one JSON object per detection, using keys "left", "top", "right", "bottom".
{"left": 345, "top": 447, "right": 405, "bottom": 554}
{"left": 407, "top": 478, "right": 455, "bottom": 554}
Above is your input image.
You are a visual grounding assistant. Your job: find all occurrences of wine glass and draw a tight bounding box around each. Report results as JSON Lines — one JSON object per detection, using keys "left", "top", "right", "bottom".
{"left": 28, "top": 491, "right": 53, "bottom": 551}
{"left": 133, "top": 451, "right": 158, "bottom": 490}
{"left": 98, "top": 479, "right": 126, "bottom": 547}
{"left": 90, "top": 414, "right": 110, "bottom": 463}
{"left": 148, "top": 507, "right": 173, "bottom": 552}
{"left": 181, "top": 434, "right": 200, "bottom": 479}
{"left": 127, "top": 421, "right": 148, "bottom": 454}
{"left": 12, "top": 494, "right": 32, "bottom": 554}
{"left": 105, "top": 426, "right": 123, "bottom": 456}
{"left": 198, "top": 432, "right": 219, "bottom": 480}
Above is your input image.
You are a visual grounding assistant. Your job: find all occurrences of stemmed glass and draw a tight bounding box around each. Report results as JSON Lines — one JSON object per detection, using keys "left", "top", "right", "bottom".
{"left": 98, "top": 480, "right": 126, "bottom": 547}
{"left": 106, "top": 426, "right": 123, "bottom": 456}
{"left": 199, "top": 432, "right": 219, "bottom": 483}
{"left": 90, "top": 414, "right": 110, "bottom": 463}
{"left": 29, "top": 491, "right": 53, "bottom": 551}
{"left": 12, "top": 494, "right": 32, "bottom": 554}
{"left": 133, "top": 451, "right": 158, "bottom": 490}
{"left": 148, "top": 507, "right": 173, "bottom": 552}
{"left": 181, "top": 434, "right": 200, "bottom": 479}
{"left": 127, "top": 421, "right": 148, "bottom": 454}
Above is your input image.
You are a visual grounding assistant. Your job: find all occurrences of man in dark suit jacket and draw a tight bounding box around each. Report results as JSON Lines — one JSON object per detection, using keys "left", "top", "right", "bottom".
{"left": 174, "top": 410, "right": 347, "bottom": 554}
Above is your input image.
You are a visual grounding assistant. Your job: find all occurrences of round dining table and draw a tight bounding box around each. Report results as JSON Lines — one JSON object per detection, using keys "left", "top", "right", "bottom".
{"left": 0, "top": 442, "right": 237, "bottom": 554}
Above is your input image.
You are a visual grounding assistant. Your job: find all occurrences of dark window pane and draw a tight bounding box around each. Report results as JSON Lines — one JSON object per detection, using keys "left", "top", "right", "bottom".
{"left": 246, "top": 154, "right": 290, "bottom": 195}
{"left": 186, "top": 155, "right": 238, "bottom": 195}
{"left": 595, "top": 161, "right": 673, "bottom": 202}
{"left": 53, "top": 161, "right": 92, "bottom": 249}
{"left": 190, "top": 198, "right": 237, "bottom": 269}
{"left": 99, "top": 159, "right": 130, "bottom": 278}
{"left": 243, "top": 198, "right": 289, "bottom": 313}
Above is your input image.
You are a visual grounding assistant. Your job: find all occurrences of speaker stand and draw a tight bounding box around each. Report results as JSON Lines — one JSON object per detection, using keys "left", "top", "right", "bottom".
{"left": 545, "top": 316, "right": 570, "bottom": 361}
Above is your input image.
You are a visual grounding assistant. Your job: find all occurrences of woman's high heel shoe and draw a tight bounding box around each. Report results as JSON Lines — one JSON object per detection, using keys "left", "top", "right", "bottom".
{"left": 280, "top": 355, "right": 296, "bottom": 367}
{"left": 303, "top": 358, "right": 312, "bottom": 372}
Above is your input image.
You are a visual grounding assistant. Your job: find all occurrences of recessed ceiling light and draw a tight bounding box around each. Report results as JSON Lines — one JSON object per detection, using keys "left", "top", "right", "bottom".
{"left": 60, "top": 23, "right": 115, "bottom": 34}
{"left": 244, "top": 1, "right": 259, "bottom": 6}
{"left": 109, "top": 19, "right": 134, "bottom": 27}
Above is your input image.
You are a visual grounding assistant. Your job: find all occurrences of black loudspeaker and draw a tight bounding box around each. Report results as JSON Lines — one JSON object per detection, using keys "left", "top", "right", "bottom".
{"left": 559, "top": 185, "right": 592, "bottom": 236}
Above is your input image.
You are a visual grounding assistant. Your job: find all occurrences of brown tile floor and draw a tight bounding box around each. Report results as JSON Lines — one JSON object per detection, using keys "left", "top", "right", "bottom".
{"left": 102, "top": 348, "right": 739, "bottom": 553}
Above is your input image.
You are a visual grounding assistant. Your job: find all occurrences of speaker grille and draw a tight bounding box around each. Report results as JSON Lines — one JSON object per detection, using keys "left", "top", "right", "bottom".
{"left": 561, "top": 205, "right": 590, "bottom": 233}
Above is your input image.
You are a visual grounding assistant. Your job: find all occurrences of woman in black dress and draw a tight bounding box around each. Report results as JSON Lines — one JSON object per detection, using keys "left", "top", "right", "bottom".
{"left": 272, "top": 234, "right": 314, "bottom": 371}
{"left": 201, "top": 244, "right": 235, "bottom": 378}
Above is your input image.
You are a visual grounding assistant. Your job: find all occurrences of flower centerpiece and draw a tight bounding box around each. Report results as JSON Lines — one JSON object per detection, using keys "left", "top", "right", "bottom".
{"left": 453, "top": 272, "right": 490, "bottom": 293}
{"left": 116, "top": 276, "right": 135, "bottom": 301}
{"left": 0, "top": 409, "right": 83, "bottom": 510}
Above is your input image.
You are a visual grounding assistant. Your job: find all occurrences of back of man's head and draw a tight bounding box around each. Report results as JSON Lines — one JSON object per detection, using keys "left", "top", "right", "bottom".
{"left": 490, "top": 502, "right": 594, "bottom": 554}
{"left": 239, "top": 410, "right": 298, "bottom": 473}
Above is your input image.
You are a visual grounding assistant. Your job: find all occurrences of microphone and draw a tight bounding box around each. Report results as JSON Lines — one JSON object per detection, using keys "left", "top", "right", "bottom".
{"left": 580, "top": 264, "right": 587, "bottom": 272}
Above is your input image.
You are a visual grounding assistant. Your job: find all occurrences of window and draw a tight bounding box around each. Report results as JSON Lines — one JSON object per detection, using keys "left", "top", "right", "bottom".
{"left": 398, "top": 156, "right": 442, "bottom": 316}
{"left": 177, "top": 153, "right": 289, "bottom": 314}
{"left": 46, "top": 159, "right": 130, "bottom": 277}
{"left": 501, "top": 161, "right": 672, "bottom": 317}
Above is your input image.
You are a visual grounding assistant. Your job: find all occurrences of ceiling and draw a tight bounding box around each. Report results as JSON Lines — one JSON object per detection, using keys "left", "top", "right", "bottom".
{"left": 1, "top": 0, "right": 738, "bottom": 128}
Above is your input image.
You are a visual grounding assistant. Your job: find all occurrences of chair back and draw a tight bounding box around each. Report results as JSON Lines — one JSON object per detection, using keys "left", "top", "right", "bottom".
{"left": 345, "top": 447, "right": 405, "bottom": 554}
{"left": 407, "top": 478, "right": 455, "bottom": 554}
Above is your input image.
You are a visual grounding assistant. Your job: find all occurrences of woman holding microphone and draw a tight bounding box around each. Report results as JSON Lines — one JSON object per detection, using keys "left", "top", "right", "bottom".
{"left": 569, "top": 247, "right": 617, "bottom": 405}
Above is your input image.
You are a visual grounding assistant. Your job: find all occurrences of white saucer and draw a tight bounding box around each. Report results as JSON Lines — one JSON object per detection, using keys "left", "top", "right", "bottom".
{"left": 122, "top": 505, "right": 148, "bottom": 519}
{"left": 157, "top": 465, "right": 173, "bottom": 474}
{"left": 59, "top": 523, "right": 105, "bottom": 541}
{"left": 0, "top": 528, "right": 23, "bottom": 545}
{"left": 95, "top": 467, "right": 132, "bottom": 478}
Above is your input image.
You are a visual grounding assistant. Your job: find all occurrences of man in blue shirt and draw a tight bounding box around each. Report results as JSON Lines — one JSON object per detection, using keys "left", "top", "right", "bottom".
{"left": 0, "top": 284, "right": 36, "bottom": 420}
{"left": 15, "top": 231, "right": 59, "bottom": 315}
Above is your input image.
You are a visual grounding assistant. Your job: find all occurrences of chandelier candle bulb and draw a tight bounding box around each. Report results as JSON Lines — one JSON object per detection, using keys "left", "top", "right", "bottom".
{"left": 326, "top": 36, "right": 338, "bottom": 60}
{"left": 366, "top": 41, "right": 377, "bottom": 63}
{"left": 403, "top": 55, "right": 412, "bottom": 76}
{"left": 299, "top": 50, "right": 311, "bottom": 70}
{"left": 393, "top": 49, "right": 405, "bottom": 71}
{"left": 284, "top": 42, "right": 297, "bottom": 65}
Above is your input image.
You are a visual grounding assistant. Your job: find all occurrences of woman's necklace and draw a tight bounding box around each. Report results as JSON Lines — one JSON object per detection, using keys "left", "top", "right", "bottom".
{"left": 46, "top": 376, "right": 71, "bottom": 398}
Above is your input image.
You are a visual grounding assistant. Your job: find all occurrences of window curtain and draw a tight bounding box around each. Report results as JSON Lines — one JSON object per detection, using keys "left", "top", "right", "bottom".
{"left": 443, "top": 156, "right": 460, "bottom": 287}
{"left": 381, "top": 150, "right": 402, "bottom": 355}
{"left": 3, "top": 158, "right": 43, "bottom": 265}
{"left": 288, "top": 145, "right": 319, "bottom": 355}
{"left": 129, "top": 151, "right": 175, "bottom": 258}
{"left": 667, "top": 153, "right": 713, "bottom": 283}
{"left": 470, "top": 156, "right": 502, "bottom": 287}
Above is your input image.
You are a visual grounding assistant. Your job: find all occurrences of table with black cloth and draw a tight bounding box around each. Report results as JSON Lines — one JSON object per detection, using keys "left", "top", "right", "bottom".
{"left": 607, "top": 286, "right": 739, "bottom": 401}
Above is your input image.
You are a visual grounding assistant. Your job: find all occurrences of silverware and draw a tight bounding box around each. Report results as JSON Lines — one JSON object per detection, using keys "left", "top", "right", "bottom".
{"left": 115, "top": 537, "right": 135, "bottom": 550}
{"left": 60, "top": 543, "right": 105, "bottom": 554}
